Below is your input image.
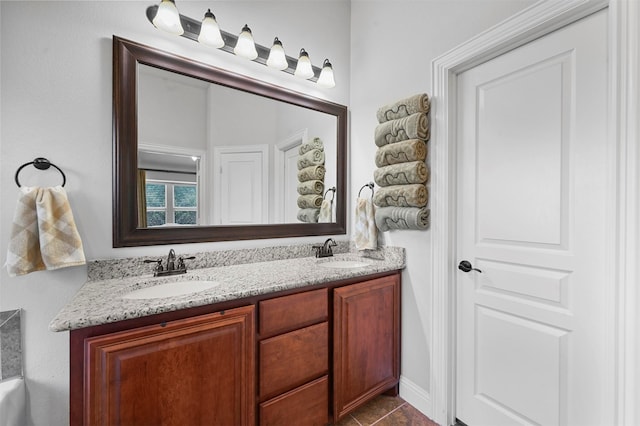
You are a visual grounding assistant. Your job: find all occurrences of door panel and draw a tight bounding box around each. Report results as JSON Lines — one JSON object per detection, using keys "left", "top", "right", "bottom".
{"left": 456, "top": 10, "right": 610, "bottom": 426}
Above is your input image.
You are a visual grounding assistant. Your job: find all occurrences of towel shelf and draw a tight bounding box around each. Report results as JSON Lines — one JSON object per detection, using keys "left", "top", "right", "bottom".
{"left": 358, "top": 182, "right": 375, "bottom": 198}
{"left": 15, "top": 158, "right": 66, "bottom": 187}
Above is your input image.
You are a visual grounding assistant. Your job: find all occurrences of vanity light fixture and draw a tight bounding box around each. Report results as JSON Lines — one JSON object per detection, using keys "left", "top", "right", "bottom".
{"left": 294, "top": 49, "right": 314, "bottom": 79}
{"left": 317, "top": 59, "right": 336, "bottom": 88}
{"left": 152, "top": 0, "right": 184, "bottom": 35}
{"left": 266, "top": 37, "right": 288, "bottom": 71}
{"left": 197, "top": 9, "right": 224, "bottom": 48}
{"left": 233, "top": 24, "right": 259, "bottom": 60}
{"left": 146, "top": 2, "right": 334, "bottom": 87}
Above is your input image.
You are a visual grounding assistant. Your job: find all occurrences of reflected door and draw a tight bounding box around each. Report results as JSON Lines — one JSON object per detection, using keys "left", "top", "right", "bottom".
{"left": 213, "top": 145, "right": 269, "bottom": 225}
{"left": 456, "top": 10, "right": 613, "bottom": 426}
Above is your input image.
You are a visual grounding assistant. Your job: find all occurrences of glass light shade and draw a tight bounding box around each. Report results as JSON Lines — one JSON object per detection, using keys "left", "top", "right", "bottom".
{"left": 317, "top": 59, "right": 336, "bottom": 88}
{"left": 294, "top": 49, "right": 314, "bottom": 79}
{"left": 152, "top": 0, "right": 184, "bottom": 35}
{"left": 266, "top": 37, "right": 288, "bottom": 70}
{"left": 233, "top": 24, "right": 258, "bottom": 60}
{"left": 197, "top": 9, "right": 224, "bottom": 48}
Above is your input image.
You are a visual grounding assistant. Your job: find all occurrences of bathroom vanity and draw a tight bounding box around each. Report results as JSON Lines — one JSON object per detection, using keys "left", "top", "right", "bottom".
{"left": 52, "top": 247, "right": 404, "bottom": 426}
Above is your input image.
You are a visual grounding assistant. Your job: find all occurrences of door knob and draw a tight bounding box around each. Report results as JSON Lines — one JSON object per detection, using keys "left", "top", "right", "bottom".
{"left": 458, "top": 260, "right": 482, "bottom": 273}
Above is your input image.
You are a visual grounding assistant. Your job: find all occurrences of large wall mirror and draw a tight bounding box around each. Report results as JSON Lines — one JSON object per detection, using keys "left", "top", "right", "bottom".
{"left": 113, "top": 37, "right": 347, "bottom": 247}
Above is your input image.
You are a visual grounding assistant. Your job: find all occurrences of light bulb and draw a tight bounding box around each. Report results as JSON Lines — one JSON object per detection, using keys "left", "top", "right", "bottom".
{"left": 294, "top": 48, "right": 314, "bottom": 79}
{"left": 317, "top": 59, "right": 336, "bottom": 88}
{"left": 152, "top": 0, "right": 184, "bottom": 35}
{"left": 233, "top": 24, "right": 258, "bottom": 60}
{"left": 267, "top": 37, "right": 288, "bottom": 70}
{"left": 197, "top": 9, "right": 224, "bottom": 48}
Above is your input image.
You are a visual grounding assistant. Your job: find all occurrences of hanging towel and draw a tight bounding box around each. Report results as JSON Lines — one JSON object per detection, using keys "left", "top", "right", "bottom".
{"left": 375, "top": 206, "right": 430, "bottom": 232}
{"left": 374, "top": 113, "right": 429, "bottom": 147}
{"left": 297, "top": 180, "right": 325, "bottom": 196}
{"left": 318, "top": 199, "right": 333, "bottom": 223}
{"left": 376, "top": 93, "right": 430, "bottom": 123}
{"left": 297, "top": 208, "right": 320, "bottom": 223}
{"left": 6, "top": 186, "right": 85, "bottom": 277}
{"left": 374, "top": 161, "right": 430, "bottom": 187}
{"left": 373, "top": 184, "right": 429, "bottom": 208}
{"left": 297, "top": 165, "right": 326, "bottom": 182}
{"left": 297, "top": 149, "right": 325, "bottom": 170}
{"left": 375, "top": 139, "right": 427, "bottom": 168}
{"left": 354, "top": 197, "right": 377, "bottom": 250}
{"left": 297, "top": 194, "right": 323, "bottom": 209}
{"left": 299, "top": 137, "right": 325, "bottom": 155}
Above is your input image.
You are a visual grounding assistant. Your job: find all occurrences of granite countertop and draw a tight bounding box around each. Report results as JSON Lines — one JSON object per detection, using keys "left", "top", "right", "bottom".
{"left": 49, "top": 246, "right": 405, "bottom": 332}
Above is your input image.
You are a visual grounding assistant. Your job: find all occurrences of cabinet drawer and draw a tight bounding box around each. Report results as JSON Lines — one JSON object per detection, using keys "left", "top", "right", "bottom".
{"left": 259, "top": 288, "right": 327, "bottom": 337}
{"left": 260, "top": 375, "right": 329, "bottom": 426}
{"left": 259, "top": 322, "right": 328, "bottom": 400}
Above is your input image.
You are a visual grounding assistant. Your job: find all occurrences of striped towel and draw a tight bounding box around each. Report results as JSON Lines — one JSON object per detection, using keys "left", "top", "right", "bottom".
{"left": 5, "top": 186, "right": 85, "bottom": 277}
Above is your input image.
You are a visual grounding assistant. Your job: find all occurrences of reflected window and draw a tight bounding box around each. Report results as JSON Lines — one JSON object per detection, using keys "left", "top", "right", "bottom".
{"left": 146, "top": 180, "right": 197, "bottom": 226}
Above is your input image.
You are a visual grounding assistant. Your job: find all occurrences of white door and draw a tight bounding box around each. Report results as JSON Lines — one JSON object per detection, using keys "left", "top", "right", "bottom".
{"left": 456, "top": 10, "right": 612, "bottom": 426}
{"left": 213, "top": 145, "right": 269, "bottom": 225}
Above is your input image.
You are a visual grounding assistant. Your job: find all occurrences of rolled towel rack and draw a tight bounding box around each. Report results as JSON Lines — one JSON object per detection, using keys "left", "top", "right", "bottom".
{"left": 15, "top": 157, "right": 66, "bottom": 187}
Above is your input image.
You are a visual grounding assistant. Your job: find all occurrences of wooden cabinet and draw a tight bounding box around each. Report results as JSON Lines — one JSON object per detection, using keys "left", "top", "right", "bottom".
{"left": 258, "top": 288, "right": 329, "bottom": 426}
{"left": 72, "top": 272, "right": 401, "bottom": 426}
{"left": 333, "top": 274, "right": 401, "bottom": 421}
{"left": 83, "top": 305, "right": 255, "bottom": 426}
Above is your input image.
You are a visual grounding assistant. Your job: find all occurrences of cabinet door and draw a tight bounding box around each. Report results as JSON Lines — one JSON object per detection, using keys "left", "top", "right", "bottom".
{"left": 333, "top": 274, "right": 400, "bottom": 421}
{"left": 85, "top": 306, "right": 255, "bottom": 426}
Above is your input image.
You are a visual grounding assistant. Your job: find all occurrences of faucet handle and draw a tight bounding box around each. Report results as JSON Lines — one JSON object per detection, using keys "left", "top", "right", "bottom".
{"left": 311, "top": 245, "right": 323, "bottom": 258}
{"left": 177, "top": 256, "right": 196, "bottom": 270}
{"left": 143, "top": 258, "right": 163, "bottom": 272}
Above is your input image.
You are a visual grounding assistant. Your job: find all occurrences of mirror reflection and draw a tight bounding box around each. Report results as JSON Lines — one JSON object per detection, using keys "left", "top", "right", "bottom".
{"left": 137, "top": 64, "right": 338, "bottom": 227}
{"left": 113, "top": 37, "right": 346, "bottom": 247}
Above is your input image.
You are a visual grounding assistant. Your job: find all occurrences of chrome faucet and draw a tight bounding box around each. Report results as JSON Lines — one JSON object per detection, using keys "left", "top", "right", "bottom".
{"left": 144, "top": 249, "right": 195, "bottom": 277}
{"left": 166, "top": 249, "right": 176, "bottom": 272}
{"left": 312, "top": 238, "right": 338, "bottom": 258}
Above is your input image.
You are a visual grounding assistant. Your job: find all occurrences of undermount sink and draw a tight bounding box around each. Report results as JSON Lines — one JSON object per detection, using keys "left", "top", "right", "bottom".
{"left": 318, "top": 260, "right": 370, "bottom": 269}
{"left": 122, "top": 280, "right": 221, "bottom": 300}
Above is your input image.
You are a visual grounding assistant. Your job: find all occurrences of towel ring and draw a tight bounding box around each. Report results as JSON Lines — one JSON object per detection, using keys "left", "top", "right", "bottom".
{"left": 15, "top": 157, "right": 66, "bottom": 187}
{"left": 358, "top": 182, "right": 375, "bottom": 197}
{"left": 324, "top": 187, "right": 336, "bottom": 201}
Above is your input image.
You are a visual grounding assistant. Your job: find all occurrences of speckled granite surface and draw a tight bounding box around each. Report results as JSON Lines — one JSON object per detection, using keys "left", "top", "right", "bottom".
{"left": 50, "top": 246, "right": 405, "bottom": 332}
{"left": 87, "top": 241, "right": 351, "bottom": 281}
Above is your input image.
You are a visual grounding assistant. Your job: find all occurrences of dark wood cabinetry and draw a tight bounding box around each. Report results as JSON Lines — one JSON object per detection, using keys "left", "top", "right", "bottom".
{"left": 258, "top": 288, "right": 329, "bottom": 426}
{"left": 333, "top": 274, "right": 401, "bottom": 421}
{"left": 83, "top": 306, "right": 255, "bottom": 426}
{"left": 72, "top": 271, "right": 400, "bottom": 426}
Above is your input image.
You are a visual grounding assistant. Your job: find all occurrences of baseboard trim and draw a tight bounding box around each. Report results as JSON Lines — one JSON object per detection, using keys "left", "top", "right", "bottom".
{"left": 399, "top": 375, "right": 433, "bottom": 420}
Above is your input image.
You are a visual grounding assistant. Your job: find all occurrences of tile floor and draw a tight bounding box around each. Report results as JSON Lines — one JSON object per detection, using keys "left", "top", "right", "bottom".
{"left": 334, "top": 395, "right": 438, "bottom": 426}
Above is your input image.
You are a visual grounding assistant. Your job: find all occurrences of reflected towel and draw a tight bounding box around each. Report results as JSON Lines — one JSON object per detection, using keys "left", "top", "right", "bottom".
{"left": 6, "top": 186, "right": 86, "bottom": 277}
{"left": 374, "top": 161, "right": 429, "bottom": 187}
{"left": 375, "top": 206, "right": 430, "bottom": 232}
{"left": 377, "top": 93, "right": 430, "bottom": 123}
{"left": 374, "top": 113, "right": 429, "bottom": 147}
{"left": 373, "top": 184, "right": 428, "bottom": 208}
{"left": 297, "top": 180, "right": 324, "bottom": 196}
{"left": 318, "top": 199, "right": 333, "bottom": 223}
{"left": 298, "top": 165, "right": 326, "bottom": 182}
{"left": 297, "top": 208, "right": 320, "bottom": 223}
{"left": 299, "top": 137, "right": 324, "bottom": 155}
{"left": 297, "top": 194, "right": 323, "bottom": 209}
{"left": 375, "top": 139, "right": 427, "bottom": 168}
{"left": 354, "top": 197, "right": 377, "bottom": 250}
{"left": 297, "top": 149, "right": 325, "bottom": 170}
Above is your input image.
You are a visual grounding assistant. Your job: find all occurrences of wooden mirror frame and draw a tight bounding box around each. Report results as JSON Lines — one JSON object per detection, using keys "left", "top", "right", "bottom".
{"left": 113, "top": 37, "right": 347, "bottom": 247}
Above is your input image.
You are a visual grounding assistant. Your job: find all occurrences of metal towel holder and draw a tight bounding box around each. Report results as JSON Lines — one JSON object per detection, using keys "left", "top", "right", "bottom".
{"left": 15, "top": 157, "right": 66, "bottom": 187}
{"left": 324, "top": 187, "right": 336, "bottom": 201}
{"left": 358, "top": 182, "right": 375, "bottom": 197}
